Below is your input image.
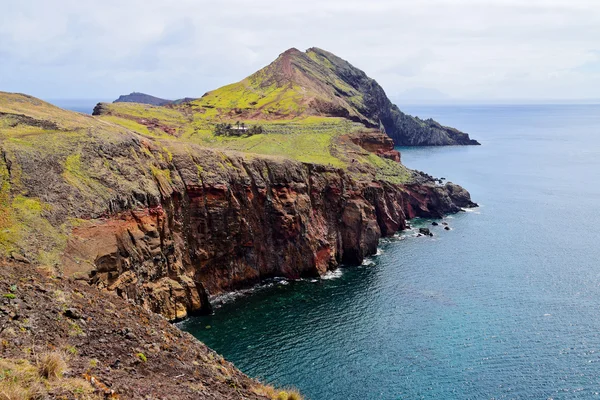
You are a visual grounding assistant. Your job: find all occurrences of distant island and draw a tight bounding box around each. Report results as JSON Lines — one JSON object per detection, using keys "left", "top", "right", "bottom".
{"left": 114, "top": 92, "right": 195, "bottom": 106}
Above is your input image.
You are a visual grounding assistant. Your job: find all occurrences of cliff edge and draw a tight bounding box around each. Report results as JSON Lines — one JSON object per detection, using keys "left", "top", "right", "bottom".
{"left": 1, "top": 92, "right": 476, "bottom": 322}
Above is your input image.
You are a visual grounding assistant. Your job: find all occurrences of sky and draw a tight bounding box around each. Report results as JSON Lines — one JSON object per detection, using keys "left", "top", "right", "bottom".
{"left": 1, "top": 0, "right": 600, "bottom": 103}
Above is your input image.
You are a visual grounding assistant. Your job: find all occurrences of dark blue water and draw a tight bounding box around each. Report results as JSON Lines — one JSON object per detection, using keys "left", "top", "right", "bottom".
{"left": 181, "top": 105, "right": 600, "bottom": 399}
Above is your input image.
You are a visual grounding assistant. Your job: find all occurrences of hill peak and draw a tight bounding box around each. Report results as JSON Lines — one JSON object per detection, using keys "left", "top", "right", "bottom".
{"left": 192, "top": 47, "right": 479, "bottom": 145}
{"left": 281, "top": 47, "right": 303, "bottom": 56}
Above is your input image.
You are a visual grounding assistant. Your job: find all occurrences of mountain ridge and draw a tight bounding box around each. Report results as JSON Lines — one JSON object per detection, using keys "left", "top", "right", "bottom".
{"left": 192, "top": 47, "right": 479, "bottom": 145}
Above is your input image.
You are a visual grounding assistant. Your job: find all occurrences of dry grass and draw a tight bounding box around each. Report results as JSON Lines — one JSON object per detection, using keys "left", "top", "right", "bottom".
{"left": 0, "top": 383, "right": 28, "bottom": 400}
{"left": 0, "top": 358, "right": 45, "bottom": 400}
{"left": 0, "top": 356, "right": 100, "bottom": 400}
{"left": 37, "top": 351, "right": 67, "bottom": 379}
{"left": 252, "top": 383, "right": 304, "bottom": 400}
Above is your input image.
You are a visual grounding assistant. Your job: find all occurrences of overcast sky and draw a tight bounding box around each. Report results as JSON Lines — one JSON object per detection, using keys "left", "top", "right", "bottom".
{"left": 2, "top": 0, "right": 599, "bottom": 102}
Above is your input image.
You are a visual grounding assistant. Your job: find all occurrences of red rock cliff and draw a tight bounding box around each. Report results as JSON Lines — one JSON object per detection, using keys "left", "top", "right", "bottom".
{"left": 348, "top": 131, "right": 402, "bottom": 162}
{"left": 63, "top": 147, "right": 474, "bottom": 321}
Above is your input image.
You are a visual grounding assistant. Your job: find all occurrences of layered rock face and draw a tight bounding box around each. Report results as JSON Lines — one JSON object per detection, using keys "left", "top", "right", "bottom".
{"left": 349, "top": 131, "right": 401, "bottom": 162}
{"left": 0, "top": 92, "right": 476, "bottom": 322}
{"left": 64, "top": 147, "right": 474, "bottom": 320}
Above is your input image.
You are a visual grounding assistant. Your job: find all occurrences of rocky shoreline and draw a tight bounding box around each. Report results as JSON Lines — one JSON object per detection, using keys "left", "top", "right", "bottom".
{"left": 0, "top": 90, "right": 477, "bottom": 399}
{"left": 62, "top": 146, "right": 476, "bottom": 321}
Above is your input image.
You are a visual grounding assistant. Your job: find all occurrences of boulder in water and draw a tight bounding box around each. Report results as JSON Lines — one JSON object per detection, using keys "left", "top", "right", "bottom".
{"left": 419, "top": 228, "right": 433, "bottom": 236}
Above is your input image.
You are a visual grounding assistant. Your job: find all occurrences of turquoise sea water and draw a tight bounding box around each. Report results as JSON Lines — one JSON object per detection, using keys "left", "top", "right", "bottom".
{"left": 180, "top": 104, "right": 596, "bottom": 398}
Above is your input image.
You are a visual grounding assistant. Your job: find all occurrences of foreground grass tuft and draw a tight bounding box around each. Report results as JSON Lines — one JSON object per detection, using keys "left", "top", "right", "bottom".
{"left": 252, "top": 383, "right": 304, "bottom": 400}
{"left": 0, "top": 356, "right": 98, "bottom": 399}
{"left": 38, "top": 351, "right": 67, "bottom": 379}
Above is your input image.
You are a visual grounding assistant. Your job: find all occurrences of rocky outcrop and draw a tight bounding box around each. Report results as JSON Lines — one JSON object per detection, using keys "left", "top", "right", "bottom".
{"left": 63, "top": 147, "right": 475, "bottom": 321}
{"left": 306, "top": 48, "right": 480, "bottom": 146}
{"left": 349, "top": 131, "right": 401, "bottom": 162}
{"left": 0, "top": 261, "right": 275, "bottom": 399}
{"left": 191, "top": 47, "right": 480, "bottom": 146}
{"left": 111, "top": 93, "right": 196, "bottom": 107}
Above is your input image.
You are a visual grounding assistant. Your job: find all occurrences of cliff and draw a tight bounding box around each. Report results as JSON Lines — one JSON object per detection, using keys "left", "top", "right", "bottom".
{"left": 305, "top": 48, "right": 480, "bottom": 146}
{"left": 105, "top": 48, "right": 478, "bottom": 146}
{"left": 0, "top": 260, "right": 278, "bottom": 399}
{"left": 0, "top": 92, "right": 475, "bottom": 322}
{"left": 0, "top": 86, "right": 476, "bottom": 397}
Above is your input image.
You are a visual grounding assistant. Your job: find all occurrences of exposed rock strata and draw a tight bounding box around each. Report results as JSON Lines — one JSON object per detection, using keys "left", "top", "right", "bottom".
{"left": 63, "top": 148, "right": 475, "bottom": 321}
{"left": 349, "top": 131, "right": 401, "bottom": 162}
{"left": 0, "top": 92, "right": 476, "bottom": 323}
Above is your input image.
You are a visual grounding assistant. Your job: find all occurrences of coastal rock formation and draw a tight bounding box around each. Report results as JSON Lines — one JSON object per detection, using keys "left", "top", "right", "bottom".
{"left": 0, "top": 92, "right": 476, "bottom": 322}
{"left": 0, "top": 261, "right": 275, "bottom": 399}
{"left": 114, "top": 92, "right": 173, "bottom": 106}
{"left": 64, "top": 147, "right": 474, "bottom": 320}
{"left": 305, "top": 48, "right": 480, "bottom": 146}
{"left": 113, "top": 92, "right": 196, "bottom": 107}
{"left": 349, "top": 131, "right": 401, "bottom": 162}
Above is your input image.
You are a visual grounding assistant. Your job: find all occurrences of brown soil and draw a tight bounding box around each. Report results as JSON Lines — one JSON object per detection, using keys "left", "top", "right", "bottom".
{"left": 0, "top": 260, "right": 269, "bottom": 399}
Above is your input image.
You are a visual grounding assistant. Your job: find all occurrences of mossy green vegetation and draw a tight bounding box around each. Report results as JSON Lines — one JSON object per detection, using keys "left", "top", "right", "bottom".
{"left": 0, "top": 62, "right": 415, "bottom": 267}
{"left": 99, "top": 99, "right": 374, "bottom": 168}
{"left": 0, "top": 92, "right": 168, "bottom": 264}
{"left": 366, "top": 154, "right": 412, "bottom": 184}
{"left": 92, "top": 47, "right": 408, "bottom": 176}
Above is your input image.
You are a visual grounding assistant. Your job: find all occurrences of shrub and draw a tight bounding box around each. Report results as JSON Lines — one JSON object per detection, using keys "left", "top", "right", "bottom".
{"left": 213, "top": 123, "right": 264, "bottom": 137}
{"left": 285, "top": 389, "right": 302, "bottom": 400}
{"left": 0, "top": 357, "right": 96, "bottom": 399}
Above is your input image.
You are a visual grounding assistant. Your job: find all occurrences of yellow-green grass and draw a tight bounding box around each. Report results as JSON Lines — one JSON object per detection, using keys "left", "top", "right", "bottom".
{"left": 101, "top": 101, "right": 414, "bottom": 181}
{"left": 100, "top": 101, "right": 370, "bottom": 168}
{"left": 0, "top": 93, "right": 167, "bottom": 263}
{"left": 0, "top": 356, "right": 100, "bottom": 400}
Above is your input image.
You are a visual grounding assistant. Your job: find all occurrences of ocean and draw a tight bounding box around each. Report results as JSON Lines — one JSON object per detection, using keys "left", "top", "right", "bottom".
{"left": 179, "top": 104, "right": 600, "bottom": 399}
{"left": 48, "top": 99, "right": 107, "bottom": 114}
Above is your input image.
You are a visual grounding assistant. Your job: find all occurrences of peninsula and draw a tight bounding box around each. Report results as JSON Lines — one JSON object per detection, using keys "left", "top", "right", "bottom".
{"left": 0, "top": 47, "right": 476, "bottom": 399}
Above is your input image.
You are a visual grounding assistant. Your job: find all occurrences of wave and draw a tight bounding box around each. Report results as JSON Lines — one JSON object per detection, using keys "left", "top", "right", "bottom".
{"left": 322, "top": 269, "right": 343, "bottom": 280}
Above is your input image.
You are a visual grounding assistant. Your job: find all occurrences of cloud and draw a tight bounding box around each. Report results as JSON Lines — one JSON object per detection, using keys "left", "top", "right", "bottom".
{"left": 1, "top": 0, "right": 599, "bottom": 100}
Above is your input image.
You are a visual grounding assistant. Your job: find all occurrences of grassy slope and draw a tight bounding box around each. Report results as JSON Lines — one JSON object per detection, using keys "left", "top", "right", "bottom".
{"left": 0, "top": 261, "right": 297, "bottom": 400}
{"left": 95, "top": 48, "right": 411, "bottom": 174}
{"left": 194, "top": 48, "right": 368, "bottom": 121}
{"left": 0, "top": 91, "right": 412, "bottom": 264}
{"left": 0, "top": 93, "right": 167, "bottom": 264}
